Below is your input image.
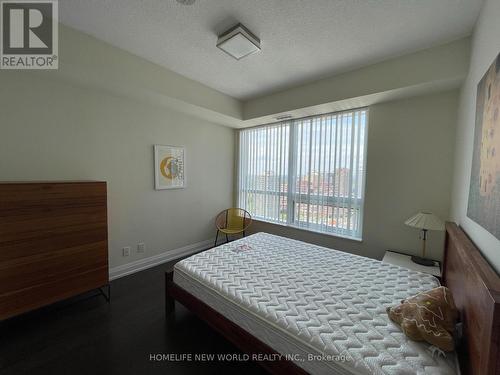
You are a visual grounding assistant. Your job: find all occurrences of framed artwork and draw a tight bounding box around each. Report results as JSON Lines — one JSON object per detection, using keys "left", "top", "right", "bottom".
{"left": 154, "top": 145, "right": 185, "bottom": 190}
{"left": 467, "top": 52, "right": 500, "bottom": 240}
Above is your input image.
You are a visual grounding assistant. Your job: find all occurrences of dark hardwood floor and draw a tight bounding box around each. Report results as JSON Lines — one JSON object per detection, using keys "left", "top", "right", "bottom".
{"left": 0, "top": 261, "right": 267, "bottom": 375}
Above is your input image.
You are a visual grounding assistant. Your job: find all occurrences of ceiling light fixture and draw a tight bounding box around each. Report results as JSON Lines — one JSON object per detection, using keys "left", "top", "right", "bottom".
{"left": 217, "top": 23, "right": 260, "bottom": 60}
{"left": 176, "top": 0, "right": 196, "bottom": 5}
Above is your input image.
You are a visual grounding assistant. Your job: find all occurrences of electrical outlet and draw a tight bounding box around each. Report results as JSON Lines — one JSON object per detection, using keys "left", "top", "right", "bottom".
{"left": 137, "top": 242, "right": 146, "bottom": 253}
{"left": 122, "top": 246, "right": 131, "bottom": 257}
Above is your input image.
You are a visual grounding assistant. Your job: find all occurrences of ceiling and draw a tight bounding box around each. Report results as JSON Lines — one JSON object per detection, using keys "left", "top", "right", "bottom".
{"left": 59, "top": 0, "right": 482, "bottom": 101}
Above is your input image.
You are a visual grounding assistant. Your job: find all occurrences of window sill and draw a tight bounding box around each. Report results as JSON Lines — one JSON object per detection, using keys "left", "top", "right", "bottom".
{"left": 251, "top": 218, "right": 363, "bottom": 243}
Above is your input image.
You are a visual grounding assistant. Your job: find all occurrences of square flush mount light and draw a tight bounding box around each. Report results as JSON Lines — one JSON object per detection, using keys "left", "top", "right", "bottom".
{"left": 217, "top": 23, "right": 261, "bottom": 60}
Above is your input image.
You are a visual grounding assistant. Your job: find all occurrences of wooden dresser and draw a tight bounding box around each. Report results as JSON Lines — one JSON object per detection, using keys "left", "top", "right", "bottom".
{"left": 0, "top": 181, "right": 109, "bottom": 320}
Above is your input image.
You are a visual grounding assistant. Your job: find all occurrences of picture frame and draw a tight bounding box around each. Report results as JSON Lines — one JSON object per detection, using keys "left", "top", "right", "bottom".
{"left": 154, "top": 145, "right": 185, "bottom": 190}
{"left": 467, "top": 52, "right": 500, "bottom": 240}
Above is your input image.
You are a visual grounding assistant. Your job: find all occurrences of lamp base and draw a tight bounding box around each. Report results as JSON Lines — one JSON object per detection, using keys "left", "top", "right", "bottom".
{"left": 411, "top": 256, "right": 435, "bottom": 267}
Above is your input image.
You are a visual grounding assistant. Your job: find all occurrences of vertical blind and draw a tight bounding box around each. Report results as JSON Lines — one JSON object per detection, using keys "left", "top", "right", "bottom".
{"left": 238, "top": 109, "right": 368, "bottom": 239}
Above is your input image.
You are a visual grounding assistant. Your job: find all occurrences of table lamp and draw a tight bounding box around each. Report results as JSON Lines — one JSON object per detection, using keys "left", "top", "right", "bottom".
{"left": 405, "top": 212, "right": 444, "bottom": 266}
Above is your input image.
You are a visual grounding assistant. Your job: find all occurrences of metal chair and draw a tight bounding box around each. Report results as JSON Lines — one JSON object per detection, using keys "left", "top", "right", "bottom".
{"left": 214, "top": 208, "right": 252, "bottom": 247}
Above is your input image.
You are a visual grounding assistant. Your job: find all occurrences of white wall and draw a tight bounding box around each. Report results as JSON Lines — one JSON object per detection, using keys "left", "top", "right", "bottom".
{"left": 450, "top": 0, "right": 500, "bottom": 273}
{"left": 248, "top": 91, "right": 458, "bottom": 262}
{"left": 243, "top": 38, "right": 469, "bottom": 121}
{"left": 0, "top": 18, "right": 472, "bottom": 273}
{"left": 0, "top": 73, "right": 234, "bottom": 269}
{"left": 54, "top": 24, "right": 242, "bottom": 126}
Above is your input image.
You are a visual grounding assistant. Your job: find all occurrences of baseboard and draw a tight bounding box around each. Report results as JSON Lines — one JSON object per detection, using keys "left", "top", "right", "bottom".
{"left": 109, "top": 239, "right": 213, "bottom": 280}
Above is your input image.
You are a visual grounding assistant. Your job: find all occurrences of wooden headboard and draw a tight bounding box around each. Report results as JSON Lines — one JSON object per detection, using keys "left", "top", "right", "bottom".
{"left": 443, "top": 222, "right": 500, "bottom": 375}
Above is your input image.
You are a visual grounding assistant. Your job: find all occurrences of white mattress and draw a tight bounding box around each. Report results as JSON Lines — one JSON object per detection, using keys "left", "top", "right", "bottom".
{"left": 174, "top": 233, "right": 458, "bottom": 375}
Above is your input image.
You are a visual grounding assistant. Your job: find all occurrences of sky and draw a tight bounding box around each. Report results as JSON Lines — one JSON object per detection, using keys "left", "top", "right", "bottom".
{"left": 240, "top": 110, "right": 367, "bottom": 180}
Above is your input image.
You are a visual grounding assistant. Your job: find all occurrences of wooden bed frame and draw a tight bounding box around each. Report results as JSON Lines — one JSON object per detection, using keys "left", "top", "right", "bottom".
{"left": 442, "top": 222, "right": 500, "bottom": 375}
{"left": 165, "top": 222, "right": 500, "bottom": 374}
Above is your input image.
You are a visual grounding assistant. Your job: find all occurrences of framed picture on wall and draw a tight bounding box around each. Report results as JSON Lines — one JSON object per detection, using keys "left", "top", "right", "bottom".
{"left": 154, "top": 145, "right": 185, "bottom": 190}
{"left": 467, "top": 52, "right": 500, "bottom": 240}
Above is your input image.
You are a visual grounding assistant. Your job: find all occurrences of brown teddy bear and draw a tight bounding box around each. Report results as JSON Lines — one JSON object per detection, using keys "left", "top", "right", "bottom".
{"left": 386, "top": 286, "right": 458, "bottom": 352}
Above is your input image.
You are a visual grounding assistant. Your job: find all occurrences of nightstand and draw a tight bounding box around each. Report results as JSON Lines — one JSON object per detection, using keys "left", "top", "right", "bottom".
{"left": 382, "top": 250, "right": 442, "bottom": 279}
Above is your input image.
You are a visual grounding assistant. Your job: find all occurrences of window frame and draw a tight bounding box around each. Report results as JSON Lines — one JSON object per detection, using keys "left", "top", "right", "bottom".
{"left": 237, "top": 108, "right": 369, "bottom": 241}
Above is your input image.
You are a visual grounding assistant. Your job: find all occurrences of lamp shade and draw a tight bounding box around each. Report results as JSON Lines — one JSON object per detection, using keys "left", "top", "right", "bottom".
{"left": 405, "top": 212, "right": 444, "bottom": 231}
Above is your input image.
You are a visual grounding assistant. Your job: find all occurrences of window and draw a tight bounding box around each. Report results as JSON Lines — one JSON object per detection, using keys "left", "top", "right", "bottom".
{"left": 238, "top": 109, "right": 368, "bottom": 240}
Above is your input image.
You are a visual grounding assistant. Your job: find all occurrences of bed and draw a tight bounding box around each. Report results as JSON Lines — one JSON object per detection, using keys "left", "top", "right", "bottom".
{"left": 166, "top": 223, "right": 500, "bottom": 375}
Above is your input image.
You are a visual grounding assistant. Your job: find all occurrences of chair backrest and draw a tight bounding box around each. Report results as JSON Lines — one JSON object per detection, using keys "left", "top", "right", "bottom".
{"left": 216, "top": 208, "right": 252, "bottom": 231}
